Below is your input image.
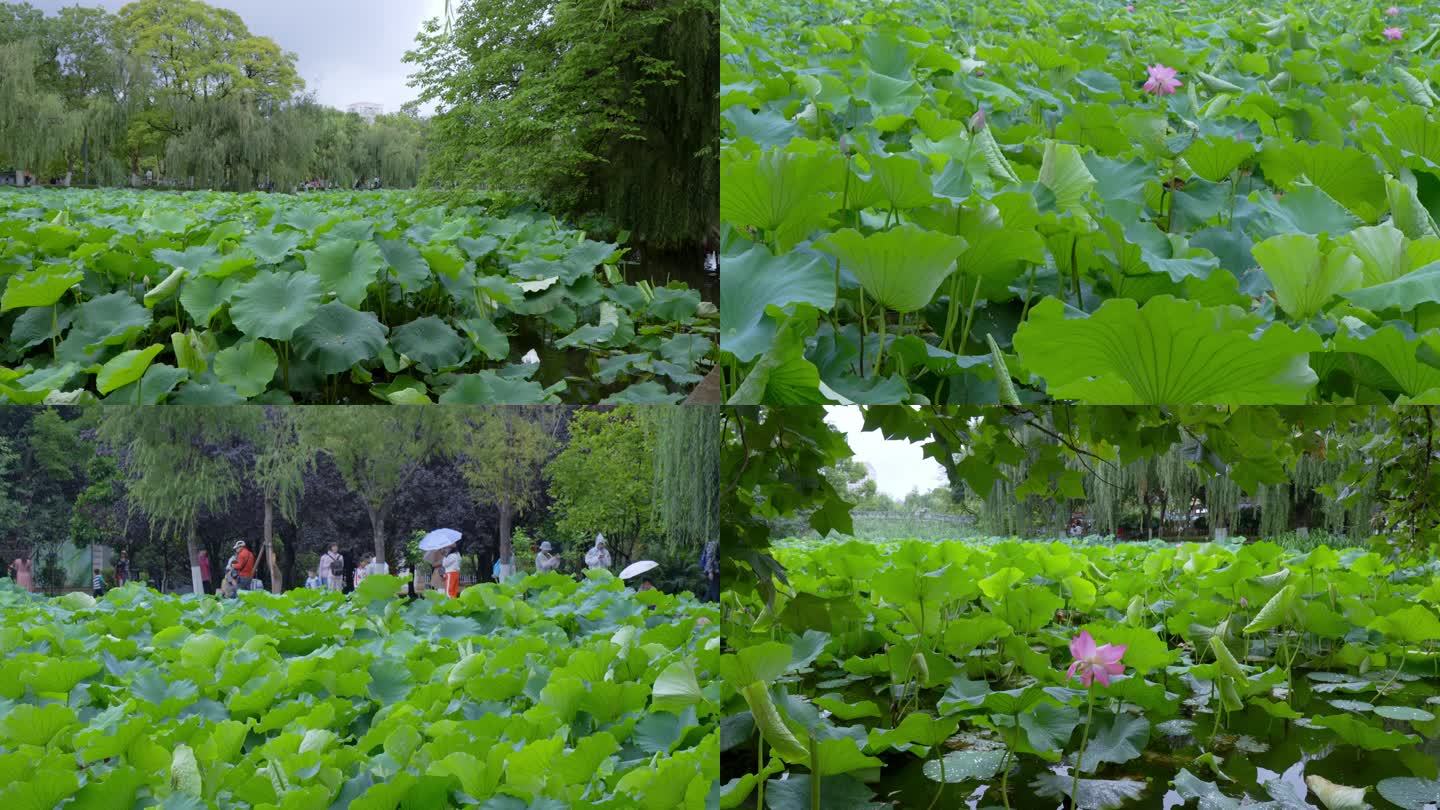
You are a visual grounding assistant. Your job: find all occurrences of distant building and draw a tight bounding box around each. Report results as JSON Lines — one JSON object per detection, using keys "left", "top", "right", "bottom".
{"left": 347, "top": 102, "right": 383, "bottom": 123}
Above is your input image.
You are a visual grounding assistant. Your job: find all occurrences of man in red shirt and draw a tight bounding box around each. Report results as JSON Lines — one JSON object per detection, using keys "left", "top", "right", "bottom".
{"left": 233, "top": 540, "right": 256, "bottom": 592}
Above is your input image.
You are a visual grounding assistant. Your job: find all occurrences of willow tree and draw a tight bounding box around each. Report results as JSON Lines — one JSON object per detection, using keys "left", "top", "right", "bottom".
{"left": 300, "top": 408, "right": 447, "bottom": 567}
{"left": 454, "top": 407, "right": 567, "bottom": 570}
{"left": 0, "top": 39, "right": 69, "bottom": 184}
{"left": 252, "top": 407, "right": 312, "bottom": 592}
{"left": 651, "top": 406, "right": 719, "bottom": 554}
{"left": 97, "top": 407, "right": 262, "bottom": 595}
{"left": 409, "top": 0, "right": 718, "bottom": 247}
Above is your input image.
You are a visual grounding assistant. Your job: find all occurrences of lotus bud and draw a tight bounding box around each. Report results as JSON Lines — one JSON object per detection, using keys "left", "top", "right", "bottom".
{"left": 968, "top": 107, "right": 987, "bottom": 132}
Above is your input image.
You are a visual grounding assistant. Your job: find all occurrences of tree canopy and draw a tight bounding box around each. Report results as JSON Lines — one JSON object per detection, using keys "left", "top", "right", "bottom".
{"left": 408, "top": 0, "right": 718, "bottom": 249}
{"left": 724, "top": 406, "right": 1439, "bottom": 603}
{"left": 0, "top": 0, "right": 427, "bottom": 189}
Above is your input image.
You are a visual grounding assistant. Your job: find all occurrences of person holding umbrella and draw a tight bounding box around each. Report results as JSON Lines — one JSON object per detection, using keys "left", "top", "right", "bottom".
{"left": 620, "top": 560, "right": 660, "bottom": 597}
{"left": 536, "top": 541, "right": 561, "bottom": 573}
{"left": 442, "top": 544, "right": 462, "bottom": 597}
{"left": 418, "top": 529, "right": 463, "bottom": 596}
{"left": 583, "top": 533, "right": 612, "bottom": 571}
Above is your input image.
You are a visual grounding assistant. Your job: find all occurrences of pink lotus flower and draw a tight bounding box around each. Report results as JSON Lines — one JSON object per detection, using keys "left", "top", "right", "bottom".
{"left": 1126, "top": 3, "right": 1135, "bottom": 10}
{"left": 1386, "top": 6, "right": 1401, "bottom": 15}
{"left": 968, "top": 107, "right": 987, "bottom": 132}
{"left": 1142, "top": 64, "right": 1182, "bottom": 96}
{"left": 1067, "top": 630, "right": 1127, "bottom": 687}
{"left": 1384, "top": 26, "right": 1404, "bottom": 40}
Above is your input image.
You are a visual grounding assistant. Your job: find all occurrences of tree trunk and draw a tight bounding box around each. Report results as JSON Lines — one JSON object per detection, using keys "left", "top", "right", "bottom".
{"left": 498, "top": 495, "right": 513, "bottom": 564}
{"left": 1157, "top": 491, "right": 1168, "bottom": 541}
{"left": 14, "top": 169, "right": 22, "bottom": 186}
{"left": 367, "top": 503, "right": 387, "bottom": 566}
{"left": 263, "top": 496, "right": 282, "bottom": 592}
{"left": 186, "top": 521, "right": 203, "bottom": 595}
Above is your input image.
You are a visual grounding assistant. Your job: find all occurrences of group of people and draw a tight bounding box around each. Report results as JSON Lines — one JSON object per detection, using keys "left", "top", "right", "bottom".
{"left": 534, "top": 533, "right": 614, "bottom": 574}
{"left": 8, "top": 532, "right": 723, "bottom": 603}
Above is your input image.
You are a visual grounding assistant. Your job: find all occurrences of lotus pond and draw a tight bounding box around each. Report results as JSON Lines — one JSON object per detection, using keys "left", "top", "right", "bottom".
{"left": 719, "top": 538, "right": 1440, "bottom": 808}
{"left": 0, "top": 571, "right": 719, "bottom": 808}
{"left": 0, "top": 189, "right": 716, "bottom": 404}
{"left": 720, "top": 0, "right": 1440, "bottom": 404}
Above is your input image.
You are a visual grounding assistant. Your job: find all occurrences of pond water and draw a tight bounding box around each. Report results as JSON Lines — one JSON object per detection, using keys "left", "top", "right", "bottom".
{"left": 728, "top": 659, "right": 1440, "bottom": 809}
{"left": 881, "top": 667, "right": 1438, "bottom": 808}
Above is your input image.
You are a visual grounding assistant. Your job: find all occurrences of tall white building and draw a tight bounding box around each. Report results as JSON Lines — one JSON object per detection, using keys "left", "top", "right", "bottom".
{"left": 347, "top": 102, "right": 383, "bottom": 123}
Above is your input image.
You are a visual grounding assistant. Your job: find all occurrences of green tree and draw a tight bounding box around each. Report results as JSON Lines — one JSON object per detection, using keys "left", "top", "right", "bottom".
{"left": 545, "top": 406, "right": 658, "bottom": 567}
{"left": 454, "top": 406, "right": 566, "bottom": 568}
{"left": 301, "top": 408, "right": 447, "bottom": 566}
{"left": 409, "top": 0, "right": 718, "bottom": 247}
{"left": 652, "top": 405, "right": 718, "bottom": 554}
{"left": 252, "top": 407, "right": 312, "bottom": 592}
{"left": 97, "top": 407, "right": 261, "bottom": 594}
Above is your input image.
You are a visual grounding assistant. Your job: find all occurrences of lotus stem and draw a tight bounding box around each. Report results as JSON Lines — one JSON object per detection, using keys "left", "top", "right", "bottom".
{"left": 810, "top": 732, "right": 821, "bottom": 810}
{"left": 957, "top": 275, "right": 983, "bottom": 354}
{"left": 1381, "top": 650, "right": 1408, "bottom": 693}
{"left": 873, "top": 308, "right": 887, "bottom": 377}
{"left": 858, "top": 288, "right": 868, "bottom": 377}
{"left": 1070, "top": 685, "right": 1095, "bottom": 808}
{"left": 756, "top": 736, "right": 765, "bottom": 810}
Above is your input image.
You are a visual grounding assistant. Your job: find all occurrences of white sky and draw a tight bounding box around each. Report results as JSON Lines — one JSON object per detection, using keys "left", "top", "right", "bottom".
{"left": 825, "top": 406, "right": 948, "bottom": 499}
{"left": 30, "top": 0, "right": 448, "bottom": 114}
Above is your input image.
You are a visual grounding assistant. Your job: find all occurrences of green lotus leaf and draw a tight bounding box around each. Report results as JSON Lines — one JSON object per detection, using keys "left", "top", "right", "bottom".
{"left": 1378, "top": 778, "right": 1440, "bottom": 809}
{"left": 438, "top": 371, "right": 557, "bottom": 404}
{"left": 2, "top": 264, "right": 84, "bottom": 312}
{"left": 719, "top": 149, "right": 845, "bottom": 250}
{"left": 727, "top": 308, "right": 826, "bottom": 405}
{"left": 1332, "top": 324, "right": 1440, "bottom": 400}
{"left": 291, "top": 302, "right": 388, "bottom": 375}
{"left": 229, "top": 271, "right": 324, "bottom": 341}
{"left": 1184, "top": 135, "right": 1257, "bottom": 183}
{"left": 720, "top": 243, "right": 834, "bottom": 362}
{"left": 94, "top": 344, "right": 164, "bottom": 394}
{"left": 305, "top": 238, "right": 385, "bottom": 308}
{"left": 922, "top": 750, "right": 1007, "bottom": 783}
{"left": 1251, "top": 233, "right": 1363, "bottom": 319}
{"left": 212, "top": 340, "right": 278, "bottom": 397}
{"left": 1080, "top": 714, "right": 1150, "bottom": 772}
{"left": 1014, "top": 296, "right": 1322, "bottom": 403}
{"left": 74, "top": 293, "right": 151, "bottom": 348}
{"left": 377, "top": 239, "right": 432, "bottom": 292}
{"left": 601, "top": 381, "right": 684, "bottom": 404}
{"left": 1343, "top": 260, "right": 1440, "bottom": 312}
{"left": 1036, "top": 140, "right": 1097, "bottom": 220}
{"left": 178, "top": 275, "right": 241, "bottom": 328}
{"left": 241, "top": 228, "right": 304, "bottom": 265}
{"left": 142, "top": 268, "right": 186, "bottom": 308}
{"left": 815, "top": 225, "right": 967, "bottom": 313}
{"left": 391, "top": 316, "right": 467, "bottom": 370}
{"left": 1342, "top": 223, "right": 1409, "bottom": 285}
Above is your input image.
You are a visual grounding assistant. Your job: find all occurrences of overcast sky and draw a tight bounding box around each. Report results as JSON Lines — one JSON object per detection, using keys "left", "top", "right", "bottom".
{"left": 29, "top": 0, "right": 447, "bottom": 113}
{"left": 825, "top": 407, "right": 947, "bottom": 499}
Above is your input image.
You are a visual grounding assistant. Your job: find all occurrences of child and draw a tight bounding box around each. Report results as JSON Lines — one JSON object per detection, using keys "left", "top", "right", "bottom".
{"left": 304, "top": 569, "right": 322, "bottom": 589}
{"left": 443, "top": 544, "right": 461, "bottom": 597}
{"left": 92, "top": 568, "right": 105, "bottom": 597}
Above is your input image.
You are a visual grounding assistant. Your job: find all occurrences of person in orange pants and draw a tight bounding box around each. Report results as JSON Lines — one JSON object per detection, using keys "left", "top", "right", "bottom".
{"left": 443, "top": 544, "right": 461, "bottom": 597}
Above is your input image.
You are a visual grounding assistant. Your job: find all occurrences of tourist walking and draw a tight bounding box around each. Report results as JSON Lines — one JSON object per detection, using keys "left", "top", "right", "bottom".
{"left": 198, "top": 549, "right": 212, "bottom": 594}
{"left": 443, "top": 544, "right": 461, "bottom": 597}
{"left": 320, "top": 544, "right": 344, "bottom": 591}
{"left": 700, "top": 539, "right": 719, "bottom": 602}
{"left": 232, "top": 540, "right": 255, "bottom": 591}
{"left": 8, "top": 555, "right": 32, "bottom": 592}
{"left": 536, "top": 541, "right": 561, "bottom": 573}
{"left": 92, "top": 568, "right": 105, "bottom": 598}
{"left": 116, "top": 550, "right": 130, "bottom": 586}
{"left": 583, "top": 534, "right": 612, "bottom": 571}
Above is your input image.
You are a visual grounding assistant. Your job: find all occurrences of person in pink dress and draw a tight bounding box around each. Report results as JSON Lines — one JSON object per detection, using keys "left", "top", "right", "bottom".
{"left": 8, "top": 555, "right": 33, "bottom": 592}
{"left": 198, "top": 550, "right": 212, "bottom": 594}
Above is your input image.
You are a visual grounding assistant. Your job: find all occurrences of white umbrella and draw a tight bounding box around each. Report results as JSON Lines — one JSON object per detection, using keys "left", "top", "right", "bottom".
{"left": 619, "top": 560, "right": 658, "bottom": 581}
{"left": 419, "top": 528, "right": 461, "bottom": 551}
